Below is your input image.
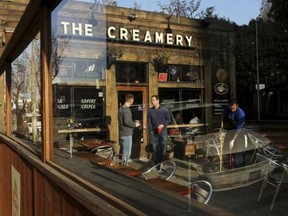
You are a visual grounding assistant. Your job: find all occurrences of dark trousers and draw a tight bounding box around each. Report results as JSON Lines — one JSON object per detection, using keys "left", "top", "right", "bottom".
{"left": 223, "top": 129, "right": 245, "bottom": 168}
{"left": 151, "top": 129, "right": 168, "bottom": 165}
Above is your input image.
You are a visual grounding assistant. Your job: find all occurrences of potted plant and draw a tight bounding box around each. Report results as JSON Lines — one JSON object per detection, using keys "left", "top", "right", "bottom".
{"left": 155, "top": 52, "right": 170, "bottom": 65}
{"left": 152, "top": 52, "right": 170, "bottom": 72}
{"left": 166, "top": 138, "right": 175, "bottom": 159}
{"left": 101, "top": 47, "right": 123, "bottom": 69}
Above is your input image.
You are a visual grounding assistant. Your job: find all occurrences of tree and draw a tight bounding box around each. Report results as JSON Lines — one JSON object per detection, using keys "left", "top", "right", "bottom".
{"left": 267, "top": 0, "right": 288, "bottom": 30}
{"left": 132, "top": 2, "right": 142, "bottom": 10}
{"left": 101, "top": 0, "right": 117, "bottom": 6}
{"left": 156, "top": 0, "right": 201, "bottom": 19}
{"left": 235, "top": 17, "right": 288, "bottom": 119}
{"left": 156, "top": 0, "right": 226, "bottom": 25}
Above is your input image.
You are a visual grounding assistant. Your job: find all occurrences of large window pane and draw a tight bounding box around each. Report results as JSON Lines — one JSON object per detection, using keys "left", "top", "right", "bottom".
{"left": 52, "top": 0, "right": 107, "bottom": 150}
{"left": 11, "top": 33, "right": 42, "bottom": 150}
{"left": 0, "top": 72, "right": 5, "bottom": 132}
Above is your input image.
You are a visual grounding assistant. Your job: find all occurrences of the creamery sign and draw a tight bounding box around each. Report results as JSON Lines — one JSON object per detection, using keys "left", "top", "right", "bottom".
{"left": 61, "top": 21, "right": 195, "bottom": 48}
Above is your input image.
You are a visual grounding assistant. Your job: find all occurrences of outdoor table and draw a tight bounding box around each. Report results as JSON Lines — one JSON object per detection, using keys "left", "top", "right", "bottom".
{"left": 58, "top": 128, "right": 102, "bottom": 158}
{"left": 74, "top": 152, "right": 142, "bottom": 177}
{"left": 78, "top": 139, "right": 115, "bottom": 150}
{"left": 73, "top": 151, "right": 112, "bottom": 165}
{"left": 146, "top": 178, "right": 192, "bottom": 196}
{"left": 104, "top": 163, "right": 143, "bottom": 177}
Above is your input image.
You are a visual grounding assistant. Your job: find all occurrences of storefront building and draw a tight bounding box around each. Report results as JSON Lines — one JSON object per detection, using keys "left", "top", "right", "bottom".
{"left": 0, "top": 0, "right": 238, "bottom": 215}
{"left": 50, "top": 1, "right": 235, "bottom": 158}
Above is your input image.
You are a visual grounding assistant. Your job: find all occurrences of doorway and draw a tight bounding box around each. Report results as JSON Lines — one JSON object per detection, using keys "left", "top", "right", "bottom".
{"left": 117, "top": 86, "right": 147, "bottom": 159}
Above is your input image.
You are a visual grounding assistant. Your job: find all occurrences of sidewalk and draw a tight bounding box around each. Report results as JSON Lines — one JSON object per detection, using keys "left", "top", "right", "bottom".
{"left": 129, "top": 126, "right": 288, "bottom": 216}
{"left": 129, "top": 157, "right": 288, "bottom": 216}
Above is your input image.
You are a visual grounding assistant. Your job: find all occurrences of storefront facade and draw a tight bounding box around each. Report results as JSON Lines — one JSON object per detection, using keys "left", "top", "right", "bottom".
{"left": 0, "top": 0, "right": 237, "bottom": 215}
{"left": 51, "top": 1, "right": 235, "bottom": 158}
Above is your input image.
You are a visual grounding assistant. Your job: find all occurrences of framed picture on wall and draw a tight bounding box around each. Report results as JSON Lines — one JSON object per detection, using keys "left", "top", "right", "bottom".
{"left": 158, "top": 73, "right": 168, "bottom": 82}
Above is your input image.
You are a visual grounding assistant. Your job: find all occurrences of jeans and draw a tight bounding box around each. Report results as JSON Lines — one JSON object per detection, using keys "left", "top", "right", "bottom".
{"left": 151, "top": 129, "right": 168, "bottom": 165}
{"left": 120, "top": 135, "right": 132, "bottom": 165}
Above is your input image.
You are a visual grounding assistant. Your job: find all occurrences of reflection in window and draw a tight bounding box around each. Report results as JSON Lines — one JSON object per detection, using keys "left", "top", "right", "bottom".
{"left": 53, "top": 86, "right": 106, "bottom": 145}
{"left": 116, "top": 62, "right": 147, "bottom": 84}
{"left": 159, "top": 88, "right": 204, "bottom": 125}
{"left": 165, "top": 65, "right": 203, "bottom": 83}
{"left": 11, "top": 33, "right": 42, "bottom": 148}
{"left": 0, "top": 72, "right": 6, "bottom": 132}
{"left": 51, "top": 0, "right": 108, "bottom": 150}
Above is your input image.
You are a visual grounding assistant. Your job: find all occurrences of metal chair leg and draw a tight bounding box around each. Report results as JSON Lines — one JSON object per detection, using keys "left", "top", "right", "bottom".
{"left": 270, "top": 182, "right": 282, "bottom": 211}
{"left": 257, "top": 177, "right": 268, "bottom": 202}
{"left": 270, "top": 172, "right": 286, "bottom": 211}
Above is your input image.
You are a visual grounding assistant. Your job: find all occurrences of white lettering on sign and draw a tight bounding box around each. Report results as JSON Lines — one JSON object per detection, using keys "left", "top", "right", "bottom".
{"left": 57, "top": 104, "right": 69, "bottom": 109}
{"left": 144, "top": 31, "right": 152, "bottom": 42}
{"left": 61, "top": 21, "right": 93, "bottom": 36}
{"left": 120, "top": 28, "right": 129, "bottom": 40}
{"left": 132, "top": 29, "right": 140, "bottom": 41}
{"left": 80, "top": 99, "right": 96, "bottom": 109}
{"left": 81, "top": 99, "right": 96, "bottom": 103}
{"left": 155, "top": 32, "right": 164, "bottom": 43}
{"left": 185, "top": 35, "right": 193, "bottom": 46}
{"left": 166, "top": 33, "right": 173, "bottom": 45}
{"left": 107, "top": 26, "right": 116, "bottom": 38}
{"left": 176, "top": 35, "right": 183, "bottom": 46}
{"left": 81, "top": 104, "right": 96, "bottom": 109}
{"left": 60, "top": 22, "right": 196, "bottom": 48}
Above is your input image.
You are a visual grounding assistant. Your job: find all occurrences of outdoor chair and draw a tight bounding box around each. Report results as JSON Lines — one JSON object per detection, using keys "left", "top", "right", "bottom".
{"left": 187, "top": 180, "right": 213, "bottom": 204}
{"left": 248, "top": 132, "right": 283, "bottom": 163}
{"left": 142, "top": 160, "right": 177, "bottom": 181}
{"left": 142, "top": 161, "right": 194, "bottom": 196}
{"left": 112, "top": 154, "right": 128, "bottom": 165}
{"left": 262, "top": 146, "right": 284, "bottom": 160}
{"left": 90, "top": 145, "right": 114, "bottom": 159}
{"left": 256, "top": 153, "right": 288, "bottom": 211}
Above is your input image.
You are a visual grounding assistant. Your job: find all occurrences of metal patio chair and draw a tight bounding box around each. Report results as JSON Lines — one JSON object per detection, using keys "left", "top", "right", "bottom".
{"left": 90, "top": 145, "right": 114, "bottom": 159}
{"left": 112, "top": 154, "right": 128, "bottom": 165}
{"left": 256, "top": 153, "right": 288, "bottom": 211}
{"left": 142, "top": 160, "right": 177, "bottom": 181}
{"left": 187, "top": 180, "right": 213, "bottom": 204}
{"left": 248, "top": 132, "right": 283, "bottom": 163}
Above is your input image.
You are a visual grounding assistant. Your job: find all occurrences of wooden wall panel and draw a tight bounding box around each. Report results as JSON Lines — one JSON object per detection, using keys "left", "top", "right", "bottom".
{"left": 21, "top": 159, "right": 33, "bottom": 216}
{"left": 33, "top": 170, "right": 44, "bottom": 216}
{"left": 0, "top": 139, "right": 119, "bottom": 216}
{"left": 2, "top": 144, "right": 12, "bottom": 216}
{"left": 43, "top": 177, "right": 56, "bottom": 216}
{"left": 0, "top": 143, "right": 4, "bottom": 214}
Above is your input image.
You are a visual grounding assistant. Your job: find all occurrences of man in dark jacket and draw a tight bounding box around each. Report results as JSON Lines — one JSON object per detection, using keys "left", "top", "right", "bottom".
{"left": 148, "top": 95, "right": 171, "bottom": 165}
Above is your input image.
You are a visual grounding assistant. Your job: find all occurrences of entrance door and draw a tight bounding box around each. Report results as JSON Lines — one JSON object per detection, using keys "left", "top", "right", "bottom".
{"left": 117, "top": 87, "right": 147, "bottom": 159}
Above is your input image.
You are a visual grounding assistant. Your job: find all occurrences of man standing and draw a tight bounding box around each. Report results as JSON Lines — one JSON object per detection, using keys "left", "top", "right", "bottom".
{"left": 148, "top": 95, "right": 171, "bottom": 165}
{"left": 118, "top": 94, "right": 140, "bottom": 165}
{"left": 221, "top": 98, "right": 246, "bottom": 167}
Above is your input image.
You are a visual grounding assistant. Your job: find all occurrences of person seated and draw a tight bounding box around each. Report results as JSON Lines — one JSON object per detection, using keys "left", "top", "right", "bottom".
{"left": 187, "top": 113, "right": 201, "bottom": 141}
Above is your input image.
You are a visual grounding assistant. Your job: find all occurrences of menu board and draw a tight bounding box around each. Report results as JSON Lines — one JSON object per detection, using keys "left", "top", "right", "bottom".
{"left": 213, "top": 98, "right": 228, "bottom": 115}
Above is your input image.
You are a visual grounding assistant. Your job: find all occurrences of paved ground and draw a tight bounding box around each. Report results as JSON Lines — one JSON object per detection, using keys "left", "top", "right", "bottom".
{"left": 129, "top": 122, "right": 288, "bottom": 216}
{"left": 129, "top": 157, "right": 288, "bottom": 216}
{"left": 54, "top": 121, "right": 287, "bottom": 215}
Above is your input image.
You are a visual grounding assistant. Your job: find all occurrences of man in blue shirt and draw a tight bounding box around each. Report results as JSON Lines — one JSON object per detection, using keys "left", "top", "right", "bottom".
{"left": 221, "top": 98, "right": 246, "bottom": 167}
{"left": 148, "top": 95, "right": 171, "bottom": 165}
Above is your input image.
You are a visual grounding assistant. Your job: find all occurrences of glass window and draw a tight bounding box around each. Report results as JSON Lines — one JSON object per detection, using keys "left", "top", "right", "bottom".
{"left": 0, "top": 72, "right": 5, "bottom": 132}
{"left": 162, "top": 65, "right": 203, "bottom": 83}
{"left": 159, "top": 88, "right": 205, "bottom": 132}
{"left": 11, "top": 33, "right": 42, "bottom": 150}
{"left": 47, "top": 1, "right": 288, "bottom": 214}
{"left": 116, "top": 62, "right": 147, "bottom": 84}
{"left": 52, "top": 0, "right": 107, "bottom": 149}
